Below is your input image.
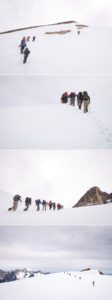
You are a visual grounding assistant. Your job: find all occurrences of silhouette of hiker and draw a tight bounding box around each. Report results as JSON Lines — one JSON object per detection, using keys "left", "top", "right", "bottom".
{"left": 23, "top": 47, "right": 30, "bottom": 63}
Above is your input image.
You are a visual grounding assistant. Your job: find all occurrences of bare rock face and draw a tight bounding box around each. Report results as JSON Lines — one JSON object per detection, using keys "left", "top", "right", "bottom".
{"left": 73, "top": 187, "right": 112, "bottom": 208}
{"left": 81, "top": 268, "right": 104, "bottom": 275}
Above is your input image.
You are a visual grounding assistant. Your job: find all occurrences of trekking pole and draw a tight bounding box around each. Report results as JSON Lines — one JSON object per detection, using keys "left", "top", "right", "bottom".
{"left": 19, "top": 54, "right": 23, "bottom": 63}
{"left": 89, "top": 104, "right": 91, "bottom": 113}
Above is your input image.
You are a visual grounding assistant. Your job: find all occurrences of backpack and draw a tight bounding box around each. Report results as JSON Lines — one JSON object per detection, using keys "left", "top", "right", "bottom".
{"left": 42, "top": 200, "right": 46, "bottom": 205}
{"left": 70, "top": 92, "right": 75, "bottom": 98}
{"left": 13, "top": 194, "right": 20, "bottom": 201}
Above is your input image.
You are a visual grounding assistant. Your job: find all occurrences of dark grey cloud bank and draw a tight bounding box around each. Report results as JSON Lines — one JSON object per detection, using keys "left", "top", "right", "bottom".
{"left": 0, "top": 226, "right": 112, "bottom": 273}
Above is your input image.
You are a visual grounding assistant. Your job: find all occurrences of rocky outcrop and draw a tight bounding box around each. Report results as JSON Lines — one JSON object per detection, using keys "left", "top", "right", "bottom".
{"left": 45, "top": 30, "right": 71, "bottom": 35}
{"left": 0, "top": 268, "right": 48, "bottom": 283}
{"left": 81, "top": 268, "right": 104, "bottom": 275}
{"left": 0, "top": 271, "right": 16, "bottom": 283}
{"left": 73, "top": 187, "right": 112, "bottom": 208}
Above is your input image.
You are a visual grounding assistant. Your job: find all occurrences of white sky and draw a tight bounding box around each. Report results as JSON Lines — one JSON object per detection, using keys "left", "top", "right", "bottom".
{"left": 0, "top": 150, "right": 112, "bottom": 207}
{"left": 0, "top": 0, "right": 112, "bottom": 30}
{"left": 0, "top": 226, "right": 112, "bottom": 273}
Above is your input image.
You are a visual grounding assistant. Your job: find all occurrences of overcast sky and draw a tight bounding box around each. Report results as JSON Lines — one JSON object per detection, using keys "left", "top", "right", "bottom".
{"left": 0, "top": 226, "right": 112, "bottom": 273}
{"left": 0, "top": 150, "right": 112, "bottom": 207}
{"left": 0, "top": 0, "right": 112, "bottom": 30}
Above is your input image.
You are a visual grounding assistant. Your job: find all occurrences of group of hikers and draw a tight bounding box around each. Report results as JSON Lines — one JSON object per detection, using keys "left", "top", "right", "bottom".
{"left": 61, "top": 91, "right": 90, "bottom": 113}
{"left": 19, "top": 35, "right": 36, "bottom": 63}
{"left": 8, "top": 194, "right": 63, "bottom": 212}
{"left": 65, "top": 272, "right": 95, "bottom": 286}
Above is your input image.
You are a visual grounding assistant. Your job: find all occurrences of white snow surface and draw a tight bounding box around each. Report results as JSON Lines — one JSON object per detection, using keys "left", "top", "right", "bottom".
{"left": 0, "top": 25, "right": 112, "bottom": 75}
{"left": 0, "top": 271, "right": 112, "bottom": 300}
{"left": 0, "top": 191, "right": 112, "bottom": 225}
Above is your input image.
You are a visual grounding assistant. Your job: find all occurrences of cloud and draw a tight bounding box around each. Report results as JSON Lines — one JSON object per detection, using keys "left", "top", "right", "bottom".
{"left": 0, "top": 226, "right": 112, "bottom": 272}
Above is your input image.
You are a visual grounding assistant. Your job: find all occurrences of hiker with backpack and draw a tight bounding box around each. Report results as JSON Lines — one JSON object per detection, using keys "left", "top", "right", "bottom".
{"left": 19, "top": 37, "right": 26, "bottom": 54}
{"left": 8, "top": 194, "right": 22, "bottom": 211}
{"left": 61, "top": 92, "right": 68, "bottom": 104}
{"left": 35, "top": 199, "right": 41, "bottom": 211}
{"left": 24, "top": 197, "right": 32, "bottom": 211}
{"left": 23, "top": 46, "right": 30, "bottom": 63}
{"left": 52, "top": 202, "right": 56, "bottom": 210}
{"left": 27, "top": 36, "right": 30, "bottom": 42}
{"left": 68, "top": 92, "right": 77, "bottom": 106}
{"left": 48, "top": 200, "right": 53, "bottom": 210}
{"left": 42, "top": 200, "right": 47, "bottom": 211}
{"left": 32, "top": 36, "right": 36, "bottom": 41}
{"left": 82, "top": 91, "right": 90, "bottom": 113}
{"left": 77, "top": 92, "right": 83, "bottom": 109}
{"left": 57, "top": 203, "right": 63, "bottom": 210}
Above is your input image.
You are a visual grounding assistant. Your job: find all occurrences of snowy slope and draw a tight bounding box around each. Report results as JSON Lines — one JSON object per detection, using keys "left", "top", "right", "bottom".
{"left": 0, "top": 25, "right": 112, "bottom": 149}
{"left": 0, "top": 191, "right": 112, "bottom": 225}
{"left": 0, "top": 25, "right": 112, "bottom": 75}
{"left": 0, "top": 271, "right": 112, "bottom": 300}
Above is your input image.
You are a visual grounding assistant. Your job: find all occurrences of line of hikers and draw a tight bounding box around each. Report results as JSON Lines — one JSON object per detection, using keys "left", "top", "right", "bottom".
{"left": 19, "top": 36, "right": 36, "bottom": 64}
{"left": 8, "top": 195, "right": 64, "bottom": 212}
{"left": 61, "top": 91, "right": 90, "bottom": 113}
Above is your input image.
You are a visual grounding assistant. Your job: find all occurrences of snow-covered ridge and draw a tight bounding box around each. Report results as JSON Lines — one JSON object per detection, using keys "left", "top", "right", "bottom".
{"left": 0, "top": 20, "right": 81, "bottom": 34}
{"left": 0, "top": 270, "right": 112, "bottom": 300}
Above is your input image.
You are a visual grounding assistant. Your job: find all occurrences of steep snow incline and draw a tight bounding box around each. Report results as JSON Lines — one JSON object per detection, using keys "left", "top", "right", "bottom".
{"left": 0, "top": 272, "right": 112, "bottom": 300}
{"left": 0, "top": 25, "right": 112, "bottom": 74}
{"left": 0, "top": 191, "right": 112, "bottom": 225}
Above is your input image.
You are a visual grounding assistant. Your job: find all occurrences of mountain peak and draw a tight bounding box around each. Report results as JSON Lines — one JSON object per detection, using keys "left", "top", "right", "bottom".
{"left": 73, "top": 187, "right": 112, "bottom": 207}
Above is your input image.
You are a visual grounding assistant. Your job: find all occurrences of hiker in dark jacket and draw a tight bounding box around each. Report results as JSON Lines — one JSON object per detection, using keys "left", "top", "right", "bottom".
{"left": 61, "top": 92, "right": 68, "bottom": 104}
{"left": 32, "top": 36, "right": 36, "bottom": 41}
{"left": 35, "top": 199, "right": 41, "bottom": 211}
{"left": 8, "top": 194, "right": 22, "bottom": 211}
{"left": 52, "top": 202, "right": 56, "bottom": 210}
{"left": 48, "top": 200, "right": 53, "bottom": 210}
{"left": 19, "top": 37, "right": 26, "bottom": 54}
{"left": 82, "top": 91, "right": 90, "bottom": 113}
{"left": 23, "top": 47, "right": 30, "bottom": 63}
{"left": 68, "top": 92, "right": 77, "bottom": 106}
{"left": 77, "top": 92, "right": 83, "bottom": 109}
{"left": 24, "top": 197, "right": 32, "bottom": 211}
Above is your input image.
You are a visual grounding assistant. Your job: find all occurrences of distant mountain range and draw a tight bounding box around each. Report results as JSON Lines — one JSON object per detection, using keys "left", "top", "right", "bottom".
{"left": 0, "top": 268, "right": 49, "bottom": 283}
{"left": 73, "top": 187, "right": 112, "bottom": 208}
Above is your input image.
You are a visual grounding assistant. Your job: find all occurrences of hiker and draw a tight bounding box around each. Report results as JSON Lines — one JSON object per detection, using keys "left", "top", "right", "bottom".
{"left": 52, "top": 202, "right": 56, "bottom": 210}
{"left": 61, "top": 92, "right": 68, "bottom": 104}
{"left": 82, "top": 91, "right": 90, "bottom": 113}
{"left": 24, "top": 197, "right": 32, "bottom": 211}
{"left": 32, "top": 36, "right": 36, "bottom": 41}
{"left": 77, "top": 92, "right": 83, "bottom": 109}
{"left": 23, "top": 46, "right": 30, "bottom": 63}
{"left": 92, "top": 281, "right": 95, "bottom": 286}
{"left": 8, "top": 194, "right": 22, "bottom": 211}
{"left": 27, "top": 36, "right": 30, "bottom": 42}
{"left": 35, "top": 199, "right": 41, "bottom": 211}
{"left": 68, "top": 92, "right": 77, "bottom": 106}
{"left": 19, "top": 37, "right": 26, "bottom": 54}
{"left": 48, "top": 200, "right": 53, "bottom": 210}
{"left": 57, "top": 203, "right": 62, "bottom": 210}
{"left": 78, "top": 30, "right": 80, "bottom": 35}
{"left": 42, "top": 200, "right": 47, "bottom": 211}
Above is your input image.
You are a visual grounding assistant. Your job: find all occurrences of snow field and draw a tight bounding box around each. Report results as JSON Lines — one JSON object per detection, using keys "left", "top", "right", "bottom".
{"left": 0, "top": 271, "right": 112, "bottom": 300}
